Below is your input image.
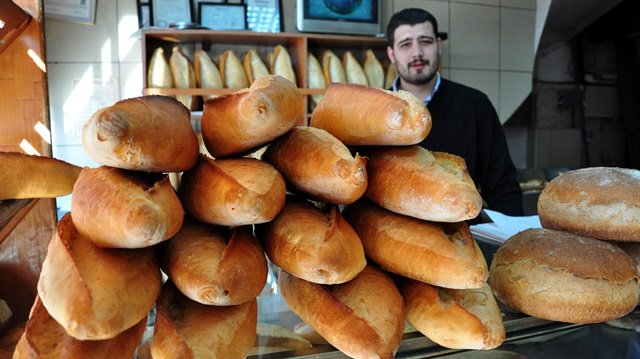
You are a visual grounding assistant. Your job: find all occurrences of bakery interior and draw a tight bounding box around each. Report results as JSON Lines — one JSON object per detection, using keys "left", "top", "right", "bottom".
{"left": 1, "top": 0, "right": 639, "bottom": 358}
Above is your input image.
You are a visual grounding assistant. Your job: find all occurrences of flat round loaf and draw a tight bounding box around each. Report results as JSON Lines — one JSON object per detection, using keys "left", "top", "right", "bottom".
{"left": 343, "top": 200, "right": 488, "bottom": 289}
{"left": 179, "top": 156, "right": 286, "bottom": 226}
{"left": 489, "top": 228, "right": 640, "bottom": 323}
{"left": 13, "top": 296, "right": 146, "bottom": 358}
{"left": 71, "top": 166, "right": 184, "bottom": 248}
{"left": 37, "top": 214, "right": 161, "bottom": 340}
{"left": 365, "top": 146, "right": 482, "bottom": 222}
{"left": 263, "top": 126, "right": 367, "bottom": 204}
{"left": 0, "top": 152, "right": 81, "bottom": 200}
{"left": 310, "top": 83, "right": 431, "bottom": 146}
{"left": 258, "top": 196, "right": 366, "bottom": 285}
{"left": 150, "top": 282, "right": 257, "bottom": 359}
{"left": 278, "top": 266, "right": 405, "bottom": 359}
{"left": 400, "top": 279, "right": 505, "bottom": 350}
{"left": 201, "top": 75, "right": 303, "bottom": 158}
{"left": 83, "top": 95, "right": 199, "bottom": 172}
{"left": 160, "top": 219, "right": 267, "bottom": 306}
{"left": 538, "top": 167, "right": 640, "bottom": 241}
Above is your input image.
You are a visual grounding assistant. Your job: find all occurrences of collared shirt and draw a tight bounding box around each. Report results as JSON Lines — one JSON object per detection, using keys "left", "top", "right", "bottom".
{"left": 391, "top": 72, "right": 442, "bottom": 106}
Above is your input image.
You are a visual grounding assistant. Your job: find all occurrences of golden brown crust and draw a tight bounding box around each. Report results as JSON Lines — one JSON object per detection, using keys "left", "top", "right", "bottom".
{"left": 201, "top": 75, "right": 304, "bottom": 158}
{"left": 343, "top": 200, "right": 488, "bottom": 289}
{"left": 37, "top": 214, "right": 161, "bottom": 340}
{"left": 538, "top": 167, "right": 640, "bottom": 241}
{"left": 322, "top": 50, "right": 346, "bottom": 84}
{"left": 365, "top": 146, "right": 482, "bottom": 222}
{"left": 259, "top": 196, "right": 366, "bottom": 284}
{"left": 13, "top": 297, "right": 146, "bottom": 358}
{"left": 0, "top": 152, "right": 81, "bottom": 200}
{"left": 277, "top": 266, "right": 405, "bottom": 359}
{"left": 71, "top": 166, "right": 184, "bottom": 248}
{"left": 489, "top": 228, "right": 640, "bottom": 323}
{"left": 310, "top": 83, "right": 432, "bottom": 146}
{"left": 160, "top": 220, "right": 267, "bottom": 306}
{"left": 242, "top": 49, "right": 270, "bottom": 84}
{"left": 151, "top": 282, "right": 257, "bottom": 359}
{"left": 179, "top": 156, "right": 286, "bottom": 226}
{"left": 263, "top": 126, "right": 367, "bottom": 204}
{"left": 82, "top": 95, "right": 199, "bottom": 172}
{"left": 400, "top": 279, "right": 505, "bottom": 350}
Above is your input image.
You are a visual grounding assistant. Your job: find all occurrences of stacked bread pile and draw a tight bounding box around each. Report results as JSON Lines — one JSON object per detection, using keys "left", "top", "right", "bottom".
{"left": 489, "top": 167, "right": 640, "bottom": 324}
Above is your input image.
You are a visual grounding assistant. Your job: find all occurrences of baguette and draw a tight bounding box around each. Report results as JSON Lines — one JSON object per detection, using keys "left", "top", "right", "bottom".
{"left": 243, "top": 49, "right": 270, "bottom": 84}
{"left": 343, "top": 51, "right": 368, "bottom": 86}
{"left": 147, "top": 47, "right": 173, "bottom": 88}
{"left": 322, "top": 50, "right": 346, "bottom": 84}
{"left": 220, "top": 50, "right": 249, "bottom": 89}
{"left": 307, "top": 52, "right": 326, "bottom": 107}
{"left": 169, "top": 46, "right": 197, "bottom": 110}
{"left": 364, "top": 49, "right": 385, "bottom": 88}
{"left": 384, "top": 63, "right": 397, "bottom": 89}
{"left": 270, "top": 45, "right": 297, "bottom": 86}
{"left": 194, "top": 49, "right": 223, "bottom": 101}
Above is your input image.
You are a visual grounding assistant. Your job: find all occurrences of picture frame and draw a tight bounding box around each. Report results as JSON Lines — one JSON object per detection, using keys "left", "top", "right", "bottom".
{"left": 151, "top": 0, "right": 191, "bottom": 28}
{"left": 198, "top": 3, "right": 246, "bottom": 30}
{"left": 137, "top": 2, "right": 153, "bottom": 28}
{"left": 246, "top": 0, "right": 282, "bottom": 33}
{"left": 44, "top": 0, "right": 97, "bottom": 25}
{"left": 190, "top": 0, "right": 223, "bottom": 23}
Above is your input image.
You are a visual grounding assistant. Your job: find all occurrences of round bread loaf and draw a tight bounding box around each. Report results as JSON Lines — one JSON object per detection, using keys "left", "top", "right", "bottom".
{"left": 258, "top": 196, "right": 366, "bottom": 285}
{"left": 13, "top": 296, "right": 146, "bottom": 358}
{"left": 160, "top": 219, "right": 267, "bottom": 306}
{"left": 278, "top": 266, "right": 405, "bottom": 359}
{"left": 71, "top": 166, "right": 184, "bottom": 248}
{"left": 201, "top": 75, "right": 303, "bottom": 158}
{"left": 150, "top": 282, "right": 257, "bottom": 359}
{"left": 83, "top": 95, "right": 199, "bottom": 172}
{"left": 538, "top": 167, "right": 640, "bottom": 242}
{"left": 309, "top": 83, "right": 431, "bottom": 146}
{"left": 263, "top": 126, "right": 367, "bottom": 204}
{"left": 343, "top": 200, "right": 488, "bottom": 289}
{"left": 489, "top": 228, "right": 640, "bottom": 323}
{"left": 365, "top": 146, "right": 482, "bottom": 222}
{"left": 37, "top": 214, "right": 161, "bottom": 340}
{"left": 179, "top": 156, "right": 286, "bottom": 226}
{"left": 400, "top": 279, "right": 505, "bottom": 350}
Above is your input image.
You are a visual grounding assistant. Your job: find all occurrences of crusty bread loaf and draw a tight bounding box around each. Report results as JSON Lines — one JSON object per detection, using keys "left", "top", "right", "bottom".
{"left": 179, "top": 156, "right": 286, "bottom": 226}
{"left": 343, "top": 200, "right": 488, "bottom": 289}
{"left": 400, "top": 279, "right": 505, "bottom": 350}
{"left": 220, "top": 50, "right": 249, "bottom": 89}
{"left": 307, "top": 52, "right": 326, "bottom": 107}
{"left": 343, "top": 51, "right": 368, "bottom": 86}
{"left": 243, "top": 49, "right": 270, "bottom": 84}
{"left": 385, "top": 63, "right": 397, "bottom": 89}
{"left": 169, "top": 46, "right": 197, "bottom": 110}
{"left": 489, "top": 228, "right": 640, "bottom": 323}
{"left": 37, "top": 214, "right": 161, "bottom": 340}
{"left": 263, "top": 126, "right": 367, "bottom": 204}
{"left": 270, "top": 45, "right": 297, "bottom": 86}
{"left": 310, "top": 84, "right": 432, "bottom": 146}
{"left": 147, "top": 47, "right": 173, "bottom": 88}
{"left": 364, "top": 49, "right": 385, "bottom": 88}
{"left": 365, "top": 146, "right": 482, "bottom": 222}
{"left": 258, "top": 196, "right": 366, "bottom": 285}
{"left": 82, "top": 95, "right": 199, "bottom": 172}
{"left": 194, "top": 49, "right": 223, "bottom": 101}
{"left": 0, "top": 152, "right": 81, "bottom": 200}
{"left": 538, "top": 167, "right": 640, "bottom": 242}
{"left": 160, "top": 219, "right": 267, "bottom": 306}
{"left": 150, "top": 282, "right": 257, "bottom": 359}
{"left": 278, "top": 266, "right": 405, "bottom": 359}
{"left": 13, "top": 296, "right": 146, "bottom": 358}
{"left": 71, "top": 166, "right": 184, "bottom": 248}
{"left": 201, "top": 74, "right": 304, "bottom": 158}
{"left": 322, "top": 50, "right": 346, "bottom": 84}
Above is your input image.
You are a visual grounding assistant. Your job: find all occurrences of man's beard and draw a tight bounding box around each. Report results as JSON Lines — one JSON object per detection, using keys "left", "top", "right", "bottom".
{"left": 399, "top": 59, "right": 438, "bottom": 86}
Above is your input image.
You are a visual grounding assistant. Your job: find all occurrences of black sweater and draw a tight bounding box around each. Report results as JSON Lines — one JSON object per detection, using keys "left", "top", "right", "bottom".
{"left": 421, "top": 78, "right": 524, "bottom": 216}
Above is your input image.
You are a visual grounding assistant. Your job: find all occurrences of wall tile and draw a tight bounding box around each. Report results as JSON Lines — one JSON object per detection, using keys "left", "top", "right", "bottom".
{"left": 450, "top": 3, "right": 499, "bottom": 70}
{"left": 119, "top": 62, "right": 145, "bottom": 99}
{"left": 448, "top": 68, "right": 500, "bottom": 115}
{"left": 500, "top": 71, "right": 532, "bottom": 122}
{"left": 501, "top": 0, "right": 536, "bottom": 9}
{"left": 501, "top": 7, "right": 535, "bottom": 71}
{"left": 117, "top": 0, "right": 143, "bottom": 63}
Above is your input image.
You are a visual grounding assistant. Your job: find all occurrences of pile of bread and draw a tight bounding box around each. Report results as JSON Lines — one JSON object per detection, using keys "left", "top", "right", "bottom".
{"left": 147, "top": 44, "right": 396, "bottom": 111}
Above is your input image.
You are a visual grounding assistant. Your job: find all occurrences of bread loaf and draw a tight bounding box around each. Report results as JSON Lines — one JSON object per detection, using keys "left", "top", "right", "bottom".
{"left": 310, "top": 84, "right": 432, "bottom": 146}
{"left": 71, "top": 166, "right": 184, "bottom": 248}
{"left": 489, "top": 228, "right": 640, "bottom": 323}
{"left": 307, "top": 52, "right": 326, "bottom": 107}
{"left": 194, "top": 49, "right": 223, "bottom": 101}
{"left": 82, "top": 95, "right": 199, "bottom": 172}
{"left": 343, "top": 51, "right": 368, "bottom": 86}
{"left": 343, "top": 200, "right": 488, "bottom": 289}
{"left": 538, "top": 167, "right": 640, "bottom": 242}
{"left": 322, "top": 50, "right": 346, "bottom": 84}
{"left": 169, "top": 46, "right": 197, "bottom": 110}
{"left": 13, "top": 296, "right": 146, "bottom": 358}
{"left": 258, "top": 196, "right": 366, "bottom": 285}
{"left": 262, "top": 126, "right": 367, "bottom": 204}
{"left": 179, "top": 156, "right": 286, "bottom": 226}
{"left": 384, "top": 63, "right": 397, "bottom": 89}
{"left": 220, "top": 50, "right": 249, "bottom": 89}
{"left": 160, "top": 219, "right": 267, "bottom": 306}
{"left": 0, "top": 152, "right": 81, "bottom": 200}
{"left": 37, "top": 214, "right": 161, "bottom": 340}
{"left": 201, "top": 74, "right": 304, "bottom": 157}
{"left": 150, "top": 282, "right": 257, "bottom": 359}
{"left": 270, "top": 45, "right": 297, "bottom": 86}
{"left": 243, "top": 48, "right": 270, "bottom": 84}
{"left": 147, "top": 47, "right": 173, "bottom": 88}
{"left": 364, "top": 49, "right": 385, "bottom": 88}
{"left": 400, "top": 280, "right": 505, "bottom": 350}
{"left": 278, "top": 266, "right": 405, "bottom": 359}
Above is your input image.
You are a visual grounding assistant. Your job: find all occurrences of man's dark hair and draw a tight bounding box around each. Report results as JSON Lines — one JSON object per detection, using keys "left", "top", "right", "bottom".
{"left": 386, "top": 8, "right": 440, "bottom": 46}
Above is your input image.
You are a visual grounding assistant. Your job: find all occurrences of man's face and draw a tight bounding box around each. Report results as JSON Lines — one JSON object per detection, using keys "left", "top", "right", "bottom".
{"left": 387, "top": 21, "right": 441, "bottom": 86}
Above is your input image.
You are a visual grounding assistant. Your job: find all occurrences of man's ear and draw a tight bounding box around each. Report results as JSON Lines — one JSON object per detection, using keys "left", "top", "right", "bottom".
{"left": 437, "top": 39, "right": 443, "bottom": 57}
{"left": 387, "top": 46, "right": 396, "bottom": 64}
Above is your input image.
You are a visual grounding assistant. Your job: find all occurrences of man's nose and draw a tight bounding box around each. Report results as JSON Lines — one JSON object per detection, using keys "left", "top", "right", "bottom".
{"left": 412, "top": 41, "right": 425, "bottom": 58}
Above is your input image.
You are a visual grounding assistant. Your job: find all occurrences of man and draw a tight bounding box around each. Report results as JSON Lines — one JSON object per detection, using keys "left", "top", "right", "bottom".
{"left": 387, "top": 8, "right": 524, "bottom": 216}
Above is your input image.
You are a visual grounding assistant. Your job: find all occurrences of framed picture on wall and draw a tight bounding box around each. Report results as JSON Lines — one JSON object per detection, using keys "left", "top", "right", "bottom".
{"left": 137, "top": 1, "right": 153, "bottom": 28}
{"left": 152, "top": 0, "right": 191, "bottom": 28}
{"left": 198, "top": 3, "right": 246, "bottom": 30}
{"left": 44, "top": 0, "right": 97, "bottom": 25}
{"left": 246, "top": 0, "right": 282, "bottom": 32}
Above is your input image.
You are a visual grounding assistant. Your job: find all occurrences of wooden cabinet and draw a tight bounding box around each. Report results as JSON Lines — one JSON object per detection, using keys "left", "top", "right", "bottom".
{"left": 141, "top": 29, "right": 390, "bottom": 117}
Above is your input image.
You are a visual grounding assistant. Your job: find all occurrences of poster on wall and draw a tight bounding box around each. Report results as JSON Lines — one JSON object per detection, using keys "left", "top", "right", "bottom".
{"left": 44, "top": 0, "right": 97, "bottom": 25}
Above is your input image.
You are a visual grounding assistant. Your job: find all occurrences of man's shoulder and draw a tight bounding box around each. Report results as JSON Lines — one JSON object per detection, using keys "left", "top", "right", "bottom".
{"left": 440, "top": 78, "right": 488, "bottom": 100}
